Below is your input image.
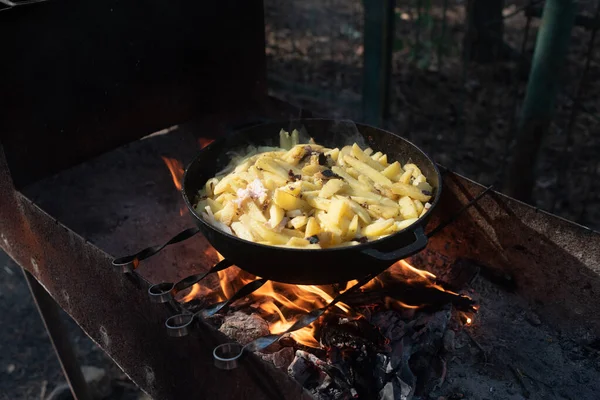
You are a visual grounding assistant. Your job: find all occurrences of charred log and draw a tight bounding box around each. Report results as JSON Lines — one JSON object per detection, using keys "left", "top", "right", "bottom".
{"left": 342, "top": 281, "right": 475, "bottom": 311}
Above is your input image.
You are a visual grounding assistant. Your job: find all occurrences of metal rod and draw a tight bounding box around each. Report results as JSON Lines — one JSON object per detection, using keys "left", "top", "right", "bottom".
{"left": 426, "top": 185, "right": 494, "bottom": 238}
{"left": 362, "top": 0, "right": 395, "bottom": 126}
{"left": 22, "top": 269, "right": 92, "bottom": 400}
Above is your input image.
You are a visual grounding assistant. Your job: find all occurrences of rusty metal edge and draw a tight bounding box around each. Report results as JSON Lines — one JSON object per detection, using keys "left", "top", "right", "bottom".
{"left": 0, "top": 144, "right": 312, "bottom": 400}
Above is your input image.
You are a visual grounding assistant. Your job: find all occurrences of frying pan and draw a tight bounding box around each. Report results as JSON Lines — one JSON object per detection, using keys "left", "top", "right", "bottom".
{"left": 182, "top": 119, "right": 441, "bottom": 285}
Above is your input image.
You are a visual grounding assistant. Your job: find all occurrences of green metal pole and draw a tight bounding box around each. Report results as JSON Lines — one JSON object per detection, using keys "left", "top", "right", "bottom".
{"left": 362, "top": 0, "right": 395, "bottom": 127}
{"left": 504, "top": 0, "right": 576, "bottom": 202}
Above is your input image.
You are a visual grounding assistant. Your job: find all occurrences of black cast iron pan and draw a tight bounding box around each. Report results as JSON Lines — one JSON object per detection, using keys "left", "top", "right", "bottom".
{"left": 182, "top": 119, "right": 441, "bottom": 285}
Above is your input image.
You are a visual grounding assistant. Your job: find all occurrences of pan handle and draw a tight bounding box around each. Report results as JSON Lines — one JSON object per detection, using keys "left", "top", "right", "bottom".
{"left": 361, "top": 226, "right": 427, "bottom": 262}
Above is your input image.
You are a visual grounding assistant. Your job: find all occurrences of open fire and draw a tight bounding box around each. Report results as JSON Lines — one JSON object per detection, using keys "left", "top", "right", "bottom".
{"left": 160, "top": 148, "right": 477, "bottom": 399}
{"left": 177, "top": 248, "right": 475, "bottom": 351}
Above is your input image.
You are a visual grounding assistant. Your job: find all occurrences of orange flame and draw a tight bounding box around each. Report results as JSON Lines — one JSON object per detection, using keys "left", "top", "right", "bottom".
{"left": 181, "top": 248, "right": 465, "bottom": 349}
{"left": 161, "top": 157, "right": 184, "bottom": 191}
{"left": 198, "top": 137, "right": 215, "bottom": 149}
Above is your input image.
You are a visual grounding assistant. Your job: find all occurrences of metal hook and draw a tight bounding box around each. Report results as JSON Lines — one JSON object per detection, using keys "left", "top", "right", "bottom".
{"left": 148, "top": 258, "right": 233, "bottom": 303}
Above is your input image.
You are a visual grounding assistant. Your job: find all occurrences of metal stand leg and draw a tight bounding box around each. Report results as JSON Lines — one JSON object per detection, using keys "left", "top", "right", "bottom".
{"left": 22, "top": 268, "right": 92, "bottom": 400}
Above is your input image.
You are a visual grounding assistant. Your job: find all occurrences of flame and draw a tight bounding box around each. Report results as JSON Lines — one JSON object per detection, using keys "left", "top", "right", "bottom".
{"left": 198, "top": 137, "right": 215, "bottom": 149}
{"left": 182, "top": 283, "right": 201, "bottom": 302}
{"left": 262, "top": 301, "right": 320, "bottom": 348}
{"left": 181, "top": 251, "right": 471, "bottom": 349}
{"left": 384, "top": 297, "right": 422, "bottom": 310}
{"left": 161, "top": 157, "right": 184, "bottom": 191}
{"left": 180, "top": 283, "right": 217, "bottom": 303}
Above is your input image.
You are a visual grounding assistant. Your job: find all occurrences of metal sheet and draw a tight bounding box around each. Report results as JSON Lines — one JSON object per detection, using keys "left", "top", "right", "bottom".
{"left": 414, "top": 173, "right": 600, "bottom": 332}
{"left": 0, "top": 143, "right": 312, "bottom": 400}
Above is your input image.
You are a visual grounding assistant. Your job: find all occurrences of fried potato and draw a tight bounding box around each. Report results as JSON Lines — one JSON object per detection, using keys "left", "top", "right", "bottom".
{"left": 391, "top": 182, "right": 432, "bottom": 202}
{"left": 198, "top": 132, "right": 435, "bottom": 248}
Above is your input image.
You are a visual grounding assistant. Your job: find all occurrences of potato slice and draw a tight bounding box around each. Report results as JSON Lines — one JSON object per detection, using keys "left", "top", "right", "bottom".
{"left": 384, "top": 218, "right": 419, "bottom": 234}
{"left": 330, "top": 166, "right": 371, "bottom": 192}
{"left": 415, "top": 181, "right": 433, "bottom": 194}
{"left": 319, "top": 179, "right": 346, "bottom": 198}
{"left": 286, "top": 209, "right": 304, "bottom": 218}
{"left": 213, "top": 175, "right": 234, "bottom": 195}
{"left": 390, "top": 218, "right": 419, "bottom": 233}
{"left": 351, "top": 144, "right": 385, "bottom": 171}
{"left": 282, "top": 181, "right": 302, "bottom": 197}
{"left": 399, "top": 169, "right": 413, "bottom": 184}
{"left": 305, "top": 196, "right": 331, "bottom": 211}
{"left": 300, "top": 181, "right": 320, "bottom": 191}
{"left": 343, "top": 155, "right": 393, "bottom": 187}
{"left": 281, "top": 228, "right": 304, "bottom": 238}
{"left": 302, "top": 163, "right": 322, "bottom": 176}
{"left": 206, "top": 198, "right": 223, "bottom": 213}
{"left": 413, "top": 199, "right": 424, "bottom": 215}
{"left": 268, "top": 204, "right": 285, "bottom": 228}
{"left": 325, "top": 148, "right": 340, "bottom": 161}
{"left": 249, "top": 219, "right": 291, "bottom": 245}
{"left": 345, "top": 198, "right": 372, "bottom": 224}
{"left": 286, "top": 237, "right": 312, "bottom": 247}
{"left": 371, "top": 151, "right": 383, "bottom": 160}
{"left": 346, "top": 215, "right": 359, "bottom": 240}
{"left": 205, "top": 178, "right": 219, "bottom": 197}
{"left": 363, "top": 147, "right": 374, "bottom": 156}
{"left": 328, "top": 197, "right": 350, "bottom": 223}
{"left": 391, "top": 182, "right": 432, "bottom": 202}
{"left": 255, "top": 156, "right": 288, "bottom": 179}
{"left": 275, "top": 159, "right": 302, "bottom": 176}
{"left": 399, "top": 196, "right": 419, "bottom": 219}
{"left": 358, "top": 174, "right": 374, "bottom": 187}
{"left": 273, "top": 189, "right": 309, "bottom": 211}
{"left": 246, "top": 200, "right": 268, "bottom": 223}
{"left": 403, "top": 163, "right": 422, "bottom": 178}
{"left": 363, "top": 219, "right": 395, "bottom": 237}
{"left": 231, "top": 221, "right": 255, "bottom": 241}
{"left": 412, "top": 174, "right": 426, "bottom": 186}
{"left": 382, "top": 161, "right": 403, "bottom": 179}
{"left": 290, "top": 215, "right": 308, "bottom": 229}
{"left": 215, "top": 193, "right": 236, "bottom": 204}
{"left": 367, "top": 204, "right": 400, "bottom": 219}
{"left": 349, "top": 191, "right": 398, "bottom": 207}
{"left": 346, "top": 167, "right": 360, "bottom": 179}
{"left": 282, "top": 145, "right": 310, "bottom": 165}
{"left": 214, "top": 202, "right": 237, "bottom": 225}
{"left": 378, "top": 154, "right": 388, "bottom": 166}
{"left": 304, "top": 217, "right": 321, "bottom": 238}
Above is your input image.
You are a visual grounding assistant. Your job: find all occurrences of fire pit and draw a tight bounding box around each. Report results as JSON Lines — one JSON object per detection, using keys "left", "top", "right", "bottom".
{"left": 3, "top": 117, "right": 599, "bottom": 399}
{"left": 1, "top": 1, "right": 600, "bottom": 397}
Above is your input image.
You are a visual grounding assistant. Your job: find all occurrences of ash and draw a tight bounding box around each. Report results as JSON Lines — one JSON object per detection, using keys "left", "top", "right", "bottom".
{"left": 286, "top": 307, "right": 453, "bottom": 400}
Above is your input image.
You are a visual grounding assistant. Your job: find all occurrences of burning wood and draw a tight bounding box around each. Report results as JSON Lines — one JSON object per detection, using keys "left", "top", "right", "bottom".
{"left": 179, "top": 251, "right": 478, "bottom": 399}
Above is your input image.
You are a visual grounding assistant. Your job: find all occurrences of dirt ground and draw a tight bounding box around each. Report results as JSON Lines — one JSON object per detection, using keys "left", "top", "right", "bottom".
{"left": 0, "top": 251, "right": 145, "bottom": 400}
{"left": 264, "top": 0, "right": 600, "bottom": 231}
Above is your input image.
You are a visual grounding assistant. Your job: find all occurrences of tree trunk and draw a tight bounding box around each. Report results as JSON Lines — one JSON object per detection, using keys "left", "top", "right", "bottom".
{"left": 504, "top": 0, "right": 576, "bottom": 203}
{"left": 464, "top": 0, "right": 505, "bottom": 63}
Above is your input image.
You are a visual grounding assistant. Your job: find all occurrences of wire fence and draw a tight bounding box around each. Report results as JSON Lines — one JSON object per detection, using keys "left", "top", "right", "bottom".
{"left": 264, "top": 0, "right": 600, "bottom": 230}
